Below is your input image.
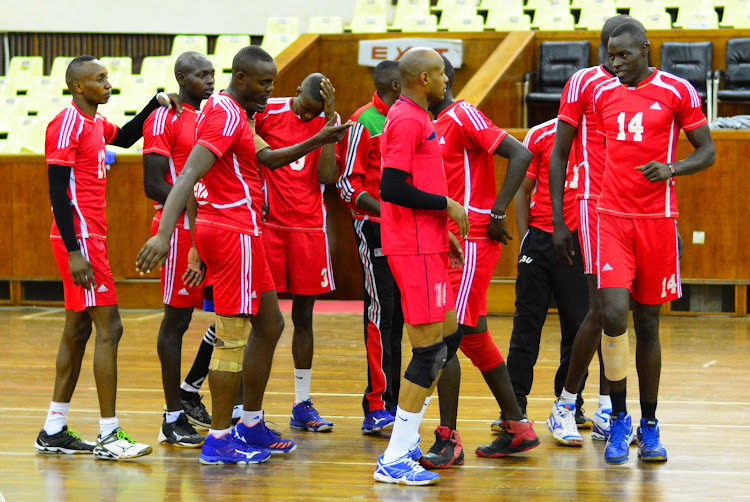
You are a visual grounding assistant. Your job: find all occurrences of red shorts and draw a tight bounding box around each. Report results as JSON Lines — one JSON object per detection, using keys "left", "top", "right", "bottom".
{"left": 578, "top": 198, "right": 599, "bottom": 275}
{"left": 194, "top": 224, "right": 275, "bottom": 316}
{"left": 51, "top": 237, "right": 117, "bottom": 312}
{"left": 263, "top": 227, "right": 334, "bottom": 295}
{"left": 388, "top": 253, "right": 456, "bottom": 325}
{"left": 597, "top": 213, "right": 681, "bottom": 305}
{"left": 448, "top": 238, "right": 502, "bottom": 327}
{"left": 151, "top": 218, "right": 202, "bottom": 309}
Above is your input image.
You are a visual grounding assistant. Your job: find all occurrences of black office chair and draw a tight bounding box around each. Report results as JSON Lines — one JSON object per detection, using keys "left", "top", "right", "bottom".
{"left": 660, "top": 41, "right": 713, "bottom": 121}
{"left": 523, "top": 41, "right": 590, "bottom": 127}
{"left": 713, "top": 38, "right": 750, "bottom": 122}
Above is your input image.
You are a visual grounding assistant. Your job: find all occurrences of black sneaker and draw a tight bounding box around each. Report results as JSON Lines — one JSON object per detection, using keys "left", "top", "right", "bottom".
{"left": 158, "top": 413, "right": 205, "bottom": 448}
{"left": 418, "top": 426, "right": 464, "bottom": 469}
{"left": 232, "top": 415, "right": 283, "bottom": 438}
{"left": 34, "top": 426, "right": 95, "bottom": 454}
{"left": 576, "top": 406, "right": 593, "bottom": 429}
{"left": 180, "top": 392, "right": 212, "bottom": 429}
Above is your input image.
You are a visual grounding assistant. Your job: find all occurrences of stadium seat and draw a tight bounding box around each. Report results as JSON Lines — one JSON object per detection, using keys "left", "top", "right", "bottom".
{"left": 119, "top": 75, "right": 161, "bottom": 103}
{"left": 213, "top": 35, "right": 251, "bottom": 58}
{"left": 30, "top": 95, "right": 70, "bottom": 125}
{"left": 0, "top": 76, "right": 12, "bottom": 98}
{"left": 674, "top": 7, "right": 719, "bottom": 28}
{"left": 171, "top": 35, "right": 208, "bottom": 57}
{"left": 139, "top": 56, "right": 174, "bottom": 91}
{"left": 523, "top": 41, "right": 590, "bottom": 126}
{"left": 3, "top": 96, "right": 33, "bottom": 121}
{"left": 208, "top": 54, "right": 233, "bottom": 77}
{"left": 7, "top": 57, "right": 44, "bottom": 96}
{"left": 13, "top": 116, "right": 45, "bottom": 154}
{"left": 481, "top": 0, "right": 525, "bottom": 11}
{"left": 640, "top": 11, "right": 673, "bottom": 29}
{"left": 615, "top": 0, "right": 666, "bottom": 13}
{"left": 661, "top": 41, "right": 713, "bottom": 119}
{"left": 713, "top": 38, "right": 750, "bottom": 122}
{"left": 353, "top": 0, "right": 389, "bottom": 18}
{"left": 532, "top": 11, "right": 577, "bottom": 30}
{"left": 28, "top": 76, "right": 68, "bottom": 101}
{"left": 435, "top": 0, "right": 478, "bottom": 17}
{"left": 576, "top": 4, "right": 618, "bottom": 29}
{"left": 265, "top": 17, "right": 300, "bottom": 38}
{"left": 438, "top": 14, "right": 485, "bottom": 31}
{"left": 397, "top": 15, "right": 439, "bottom": 32}
{"left": 48, "top": 56, "right": 76, "bottom": 80}
{"left": 99, "top": 57, "right": 133, "bottom": 92}
{"left": 349, "top": 15, "right": 389, "bottom": 33}
{"left": 571, "top": 0, "right": 614, "bottom": 9}
{"left": 261, "top": 34, "right": 297, "bottom": 57}
{"left": 307, "top": 16, "right": 345, "bottom": 33}
{"left": 719, "top": 0, "right": 750, "bottom": 27}
{"left": 392, "top": 0, "right": 432, "bottom": 29}
{"left": 486, "top": 11, "right": 532, "bottom": 30}
{"left": 525, "top": 0, "right": 569, "bottom": 12}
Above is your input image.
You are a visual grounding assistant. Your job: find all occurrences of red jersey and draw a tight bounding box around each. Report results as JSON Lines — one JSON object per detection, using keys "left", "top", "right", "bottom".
{"left": 523, "top": 119, "right": 578, "bottom": 233}
{"left": 254, "top": 97, "right": 328, "bottom": 232}
{"left": 46, "top": 101, "right": 119, "bottom": 240}
{"left": 433, "top": 99, "right": 507, "bottom": 240}
{"left": 380, "top": 96, "right": 449, "bottom": 256}
{"left": 194, "top": 92, "right": 263, "bottom": 236}
{"left": 337, "top": 92, "right": 391, "bottom": 223}
{"left": 143, "top": 103, "right": 199, "bottom": 230}
{"left": 557, "top": 65, "right": 612, "bottom": 201}
{"left": 593, "top": 70, "right": 707, "bottom": 218}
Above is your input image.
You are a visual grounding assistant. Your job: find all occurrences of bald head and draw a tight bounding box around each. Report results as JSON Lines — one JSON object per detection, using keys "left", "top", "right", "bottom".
{"left": 65, "top": 55, "right": 100, "bottom": 88}
{"left": 299, "top": 72, "right": 326, "bottom": 103}
{"left": 174, "top": 51, "right": 211, "bottom": 77}
{"left": 601, "top": 15, "right": 645, "bottom": 47}
{"left": 398, "top": 47, "right": 443, "bottom": 85}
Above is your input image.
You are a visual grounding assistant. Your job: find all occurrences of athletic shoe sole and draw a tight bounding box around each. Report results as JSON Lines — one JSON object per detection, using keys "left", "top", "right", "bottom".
{"left": 186, "top": 416, "right": 211, "bottom": 429}
{"left": 475, "top": 439, "right": 540, "bottom": 458}
{"left": 158, "top": 430, "right": 204, "bottom": 448}
{"left": 546, "top": 418, "right": 583, "bottom": 446}
{"left": 605, "top": 454, "right": 629, "bottom": 465}
{"left": 418, "top": 456, "right": 464, "bottom": 469}
{"left": 289, "top": 421, "right": 333, "bottom": 432}
{"left": 638, "top": 452, "right": 667, "bottom": 462}
{"left": 93, "top": 446, "right": 153, "bottom": 461}
{"left": 373, "top": 472, "right": 439, "bottom": 486}
{"left": 362, "top": 422, "right": 394, "bottom": 434}
{"left": 34, "top": 444, "right": 92, "bottom": 455}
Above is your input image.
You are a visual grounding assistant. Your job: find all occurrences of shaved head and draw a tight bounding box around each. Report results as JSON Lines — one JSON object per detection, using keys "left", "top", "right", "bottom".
{"left": 232, "top": 45, "right": 274, "bottom": 75}
{"left": 609, "top": 21, "right": 649, "bottom": 48}
{"left": 398, "top": 47, "right": 443, "bottom": 85}
{"left": 299, "top": 72, "right": 326, "bottom": 103}
{"left": 601, "top": 15, "right": 645, "bottom": 47}
{"left": 373, "top": 60, "right": 400, "bottom": 94}
{"left": 174, "top": 51, "right": 211, "bottom": 76}
{"left": 65, "top": 55, "right": 99, "bottom": 88}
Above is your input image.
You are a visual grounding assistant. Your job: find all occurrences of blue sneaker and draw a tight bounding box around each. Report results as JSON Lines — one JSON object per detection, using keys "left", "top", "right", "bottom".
{"left": 199, "top": 433, "right": 271, "bottom": 464}
{"left": 605, "top": 413, "right": 632, "bottom": 465}
{"left": 409, "top": 435, "right": 422, "bottom": 461}
{"left": 637, "top": 418, "right": 668, "bottom": 462}
{"left": 373, "top": 453, "right": 440, "bottom": 485}
{"left": 592, "top": 408, "right": 611, "bottom": 441}
{"left": 235, "top": 419, "right": 296, "bottom": 454}
{"left": 362, "top": 410, "right": 395, "bottom": 434}
{"left": 290, "top": 399, "right": 333, "bottom": 432}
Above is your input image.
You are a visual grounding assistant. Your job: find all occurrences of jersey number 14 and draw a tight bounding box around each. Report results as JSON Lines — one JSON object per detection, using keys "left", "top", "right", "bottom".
{"left": 616, "top": 112, "right": 644, "bottom": 142}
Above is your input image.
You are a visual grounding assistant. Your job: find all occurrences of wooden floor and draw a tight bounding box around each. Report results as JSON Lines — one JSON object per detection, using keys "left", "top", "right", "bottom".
{"left": 1, "top": 306, "right": 749, "bottom": 501}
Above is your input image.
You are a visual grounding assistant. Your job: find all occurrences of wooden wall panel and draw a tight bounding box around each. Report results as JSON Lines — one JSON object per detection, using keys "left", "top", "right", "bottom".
{"left": 0, "top": 161, "right": 13, "bottom": 278}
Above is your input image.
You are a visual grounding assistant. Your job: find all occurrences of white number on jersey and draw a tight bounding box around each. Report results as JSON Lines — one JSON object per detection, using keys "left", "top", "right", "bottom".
{"left": 97, "top": 150, "right": 107, "bottom": 179}
{"left": 566, "top": 162, "right": 580, "bottom": 190}
{"left": 434, "top": 282, "right": 447, "bottom": 308}
{"left": 661, "top": 274, "right": 677, "bottom": 298}
{"left": 616, "top": 112, "right": 644, "bottom": 142}
{"left": 290, "top": 157, "right": 306, "bottom": 172}
{"left": 321, "top": 268, "right": 329, "bottom": 288}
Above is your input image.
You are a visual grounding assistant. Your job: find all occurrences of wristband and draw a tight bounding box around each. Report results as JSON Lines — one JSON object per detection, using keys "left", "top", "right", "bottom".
{"left": 490, "top": 212, "right": 507, "bottom": 220}
{"left": 668, "top": 164, "right": 675, "bottom": 177}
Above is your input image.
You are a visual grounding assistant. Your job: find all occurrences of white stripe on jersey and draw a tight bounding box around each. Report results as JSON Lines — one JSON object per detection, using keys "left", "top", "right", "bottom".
{"left": 57, "top": 106, "right": 78, "bottom": 149}
{"left": 266, "top": 97, "right": 292, "bottom": 115}
{"left": 463, "top": 149, "right": 471, "bottom": 210}
{"left": 152, "top": 107, "right": 168, "bottom": 136}
{"left": 456, "top": 240, "right": 477, "bottom": 325}
{"left": 216, "top": 96, "right": 240, "bottom": 137}
{"left": 68, "top": 169, "right": 89, "bottom": 239}
{"left": 659, "top": 72, "right": 701, "bottom": 107}
{"left": 446, "top": 107, "right": 463, "bottom": 126}
{"left": 337, "top": 121, "right": 364, "bottom": 202}
{"left": 567, "top": 68, "right": 587, "bottom": 103}
{"left": 593, "top": 78, "right": 620, "bottom": 112}
{"left": 460, "top": 102, "right": 488, "bottom": 130}
{"left": 524, "top": 118, "right": 557, "bottom": 147}
{"left": 232, "top": 153, "right": 259, "bottom": 236}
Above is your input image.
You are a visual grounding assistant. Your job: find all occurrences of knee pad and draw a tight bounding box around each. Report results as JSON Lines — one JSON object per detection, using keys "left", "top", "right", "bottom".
{"left": 404, "top": 341, "right": 447, "bottom": 389}
{"left": 442, "top": 327, "right": 464, "bottom": 366}
{"left": 601, "top": 331, "right": 629, "bottom": 381}
{"left": 209, "top": 315, "right": 250, "bottom": 373}
{"left": 459, "top": 331, "right": 504, "bottom": 372}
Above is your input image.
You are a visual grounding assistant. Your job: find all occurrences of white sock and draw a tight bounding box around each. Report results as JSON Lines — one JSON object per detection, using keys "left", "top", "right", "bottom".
{"left": 408, "top": 397, "right": 431, "bottom": 449}
{"left": 294, "top": 368, "right": 312, "bottom": 404}
{"left": 232, "top": 404, "right": 243, "bottom": 419}
{"left": 559, "top": 388, "right": 578, "bottom": 405}
{"left": 382, "top": 407, "right": 422, "bottom": 463}
{"left": 241, "top": 409, "right": 263, "bottom": 427}
{"left": 599, "top": 395, "right": 612, "bottom": 411}
{"left": 180, "top": 381, "right": 200, "bottom": 393}
{"left": 165, "top": 410, "right": 183, "bottom": 424}
{"left": 209, "top": 427, "right": 232, "bottom": 439}
{"left": 43, "top": 401, "right": 70, "bottom": 435}
{"left": 99, "top": 416, "right": 119, "bottom": 438}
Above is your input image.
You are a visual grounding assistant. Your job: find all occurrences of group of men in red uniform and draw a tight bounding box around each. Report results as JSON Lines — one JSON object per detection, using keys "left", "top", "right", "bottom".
{"left": 37, "top": 12, "right": 715, "bottom": 484}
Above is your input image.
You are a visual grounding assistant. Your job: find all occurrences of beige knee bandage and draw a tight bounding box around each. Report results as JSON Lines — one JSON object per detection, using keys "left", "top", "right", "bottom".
{"left": 601, "top": 331, "right": 629, "bottom": 381}
{"left": 209, "top": 315, "right": 250, "bottom": 373}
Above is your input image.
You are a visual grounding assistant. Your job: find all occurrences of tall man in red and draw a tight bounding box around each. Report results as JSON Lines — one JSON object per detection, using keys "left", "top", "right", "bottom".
{"left": 373, "top": 47, "right": 468, "bottom": 486}
{"left": 337, "top": 60, "right": 404, "bottom": 434}
{"left": 593, "top": 23, "right": 714, "bottom": 464}
{"left": 422, "top": 55, "right": 539, "bottom": 468}
{"left": 137, "top": 46, "right": 317, "bottom": 464}
{"left": 253, "top": 73, "right": 340, "bottom": 432}
{"left": 38, "top": 56, "right": 171, "bottom": 460}
{"left": 142, "top": 51, "right": 215, "bottom": 447}
{"left": 547, "top": 15, "right": 644, "bottom": 446}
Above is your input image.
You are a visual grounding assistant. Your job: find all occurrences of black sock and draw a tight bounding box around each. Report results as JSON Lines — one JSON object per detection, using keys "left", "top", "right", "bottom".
{"left": 181, "top": 323, "right": 216, "bottom": 394}
{"left": 611, "top": 389, "right": 627, "bottom": 417}
{"left": 640, "top": 401, "right": 657, "bottom": 423}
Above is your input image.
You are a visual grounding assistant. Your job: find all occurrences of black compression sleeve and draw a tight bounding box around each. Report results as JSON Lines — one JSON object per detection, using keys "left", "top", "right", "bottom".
{"left": 48, "top": 165, "right": 80, "bottom": 252}
{"left": 380, "top": 167, "right": 447, "bottom": 210}
{"left": 110, "top": 95, "right": 160, "bottom": 148}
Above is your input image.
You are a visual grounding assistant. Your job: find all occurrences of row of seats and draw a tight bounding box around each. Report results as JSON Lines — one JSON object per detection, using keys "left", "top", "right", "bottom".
{"left": 523, "top": 38, "right": 750, "bottom": 126}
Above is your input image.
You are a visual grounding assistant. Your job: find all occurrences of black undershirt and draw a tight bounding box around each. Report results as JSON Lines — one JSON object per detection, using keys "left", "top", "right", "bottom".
{"left": 380, "top": 167, "right": 447, "bottom": 210}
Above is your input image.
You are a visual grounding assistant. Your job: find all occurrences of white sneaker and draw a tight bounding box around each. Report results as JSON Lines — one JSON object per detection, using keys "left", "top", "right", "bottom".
{"left": 592, "top": 408, "right": 611, "bottom": 441}
{"left": 94, "top": 428, "right": 153, "bottom": 460}
{"left": 547, "top": 400, "right": 583, "bottom": 446}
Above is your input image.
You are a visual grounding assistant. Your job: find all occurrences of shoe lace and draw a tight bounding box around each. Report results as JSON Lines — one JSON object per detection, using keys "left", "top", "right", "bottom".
{"left": 64, "top": 429, "right": 83, "bottom": 440}
{"left": 115, "top": 429, "right": 136, "bottom": 444}
{"left": 641, "top": 424, "right": 659, "bottom": 448}
{"left": 610, "top": 418, "right": 628, "bottom": 446}
{"left": 560, "top": 406, "right": 577, "bottom": 431}
{"left": 427, "top": 432, "right": 448, "bottom": 454}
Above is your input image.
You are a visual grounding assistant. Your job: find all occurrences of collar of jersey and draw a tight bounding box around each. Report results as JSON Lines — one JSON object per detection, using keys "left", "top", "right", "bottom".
{"left": 436, "top": 99, "right": 463, "bottom": 120}
{"left": 70, "top": 99, "right": 95, "bottom": 122}
{"left": 626, "top": 68, "right": 658, "bottom": 90}
{"left": 372, "top": 92, "right": 390, "bottom": 115}
{"left": 181, "top": 102, "right": 196, "bottom": 113}
{"left": 398, "top": 95, "right": 427, "bottom": 114}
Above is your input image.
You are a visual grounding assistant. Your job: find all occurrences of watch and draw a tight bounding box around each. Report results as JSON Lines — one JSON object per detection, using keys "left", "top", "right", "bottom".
{"left": 668, "top": 164, "right": 676, "bottom": 177}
